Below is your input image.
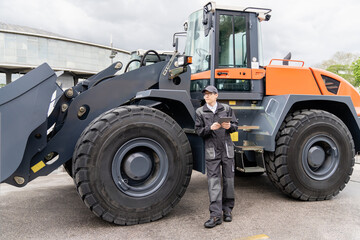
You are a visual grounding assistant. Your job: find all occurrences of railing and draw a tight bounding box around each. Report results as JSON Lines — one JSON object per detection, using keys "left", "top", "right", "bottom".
{"left": 269, "top": 59, "right": 305, "bottom": 67}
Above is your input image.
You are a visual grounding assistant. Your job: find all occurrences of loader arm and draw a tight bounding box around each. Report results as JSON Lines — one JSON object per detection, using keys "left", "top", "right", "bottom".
{"left": 0, "top": 57, "right": 193, "bottom": 187}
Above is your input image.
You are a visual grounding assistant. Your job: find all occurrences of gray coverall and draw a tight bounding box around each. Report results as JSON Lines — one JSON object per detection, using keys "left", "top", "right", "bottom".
{"left": 195, "top": 103, "right": 238, "bottom": 218}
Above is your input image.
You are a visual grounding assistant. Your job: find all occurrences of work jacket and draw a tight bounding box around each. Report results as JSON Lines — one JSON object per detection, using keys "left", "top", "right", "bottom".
{"left": 195, "top": 103, "right": 238, "bottom": 160}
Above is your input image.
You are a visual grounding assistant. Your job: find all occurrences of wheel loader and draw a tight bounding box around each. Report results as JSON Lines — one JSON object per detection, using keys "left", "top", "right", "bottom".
{"left": 1, "top": 2, "right": 359, "bottom": 225}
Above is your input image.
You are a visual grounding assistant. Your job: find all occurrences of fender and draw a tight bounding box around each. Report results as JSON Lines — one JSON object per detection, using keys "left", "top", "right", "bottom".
{"left": 134, "top": 89, "right": 195, "bottom": 123}
{"left": 250, "top": 94, "right": 360, "bottom": 152}
{"left": 134, "top": 89, "right": 205, "bottom": 173}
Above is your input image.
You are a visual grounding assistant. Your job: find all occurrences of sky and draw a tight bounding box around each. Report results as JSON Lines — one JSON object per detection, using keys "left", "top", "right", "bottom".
{"left": 0, "top": 0, "right": 360, "bottom": 67}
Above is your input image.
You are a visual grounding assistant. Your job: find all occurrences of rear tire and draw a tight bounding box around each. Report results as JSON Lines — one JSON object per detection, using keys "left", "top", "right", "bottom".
{"left": 63, "top": 160, "right": 73, "bottom": 177}
{"left": 73, "top": 106, "right": 192, "bottom": 225}
{"left": 265, "top": 109, "right": 355, "bottom": 200}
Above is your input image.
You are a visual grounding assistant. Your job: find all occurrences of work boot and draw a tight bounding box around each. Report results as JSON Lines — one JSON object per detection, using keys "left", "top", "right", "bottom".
{"left": 204, "top": 217, "right": 222, "bottom": 228}
{"left": 223, "top": 212, "right": 232, "bottom": 222}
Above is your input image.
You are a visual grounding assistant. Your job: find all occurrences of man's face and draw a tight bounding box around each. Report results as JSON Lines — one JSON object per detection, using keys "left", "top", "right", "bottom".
{"left": 203, "top": 91, "right": 218, "bottom": 106}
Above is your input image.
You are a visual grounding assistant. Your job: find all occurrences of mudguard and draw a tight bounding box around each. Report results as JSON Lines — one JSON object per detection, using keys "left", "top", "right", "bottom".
{"left": 0, "top": 63, "right": 57, "bottom": 181}
{"left": 249, "top": 94, "right": 360, "bottom": 151}
{"left": 134, "top": 89, "right": 205, "bottom": 173}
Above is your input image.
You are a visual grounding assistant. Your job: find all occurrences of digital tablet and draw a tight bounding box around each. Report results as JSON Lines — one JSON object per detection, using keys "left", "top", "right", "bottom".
{"left": 218, "top": 117, "right": 232, "bottom": 124}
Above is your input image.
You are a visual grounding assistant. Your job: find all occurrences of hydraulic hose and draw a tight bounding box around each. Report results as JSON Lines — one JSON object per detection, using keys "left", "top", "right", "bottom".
{"left": 124, "top": 59, "right": 141, "bottom": 73}
{"left": 140, "top": 50, "right": 162, "bottom": 67}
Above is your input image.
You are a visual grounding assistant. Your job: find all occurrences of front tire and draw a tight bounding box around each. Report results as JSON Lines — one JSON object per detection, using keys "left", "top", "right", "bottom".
{"left": 73, "top": 106, "right": 192, "bottom": 225}
{"left": 265, "top": 109, "right": 355, "bottom": 200}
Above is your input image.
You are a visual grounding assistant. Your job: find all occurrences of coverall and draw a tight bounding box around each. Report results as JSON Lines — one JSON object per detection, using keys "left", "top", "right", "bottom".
{"left": 195, "top": 102, "right": 238, "bottom": 218}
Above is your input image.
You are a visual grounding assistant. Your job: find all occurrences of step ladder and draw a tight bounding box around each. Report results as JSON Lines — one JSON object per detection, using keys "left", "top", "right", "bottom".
{"left": 235, "top": 140, "right": 265, "bottom": 173}
{"left": 229, "top": 102, "right": 265, "bottom": 173}
{"left": 238, "top": 125, "right": 260, "bottom": 132}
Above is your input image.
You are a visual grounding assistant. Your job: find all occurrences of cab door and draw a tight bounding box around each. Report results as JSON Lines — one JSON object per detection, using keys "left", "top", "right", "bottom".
{"left": 189, "top": 9, "right": 265, "bottom": 100}
{"left": 214, "top": 10, "right": 264, "bottom": 100}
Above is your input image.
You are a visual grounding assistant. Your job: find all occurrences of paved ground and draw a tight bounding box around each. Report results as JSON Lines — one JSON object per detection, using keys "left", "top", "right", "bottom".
{"left": 1, "top": 162, "right": 360, "bottom": 240}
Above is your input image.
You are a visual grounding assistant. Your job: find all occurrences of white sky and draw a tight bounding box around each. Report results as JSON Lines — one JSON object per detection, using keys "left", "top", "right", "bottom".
{"left": 0, "top": 0, "right": 360, "bottom": 67}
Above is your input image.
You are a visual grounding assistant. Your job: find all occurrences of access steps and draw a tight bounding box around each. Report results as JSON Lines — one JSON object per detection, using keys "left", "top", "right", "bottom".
{"left": 235, "top": 122, "right": 265, "bottom": 173}
{"left": 235, "top": 139, "right": 265, "bottom": 173}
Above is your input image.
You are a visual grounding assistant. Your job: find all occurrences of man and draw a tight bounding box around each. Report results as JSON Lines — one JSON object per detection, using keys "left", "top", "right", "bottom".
{"left": 195, "top": 85, "right": 238, "bottom": 228}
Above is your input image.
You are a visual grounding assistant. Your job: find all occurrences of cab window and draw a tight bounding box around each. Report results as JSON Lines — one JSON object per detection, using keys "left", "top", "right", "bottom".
{"left": 219, "top": 14, "right": 247, "bottom": 68}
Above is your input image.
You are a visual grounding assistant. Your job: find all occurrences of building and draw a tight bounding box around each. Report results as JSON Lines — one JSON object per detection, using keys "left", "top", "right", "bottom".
{"left": 0, "top": 22, "right": 130, "bottom": 89}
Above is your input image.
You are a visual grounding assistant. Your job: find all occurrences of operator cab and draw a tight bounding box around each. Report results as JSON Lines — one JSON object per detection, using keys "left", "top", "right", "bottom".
{"left": 185, "top": 2, "right": 271, "bottom": 101}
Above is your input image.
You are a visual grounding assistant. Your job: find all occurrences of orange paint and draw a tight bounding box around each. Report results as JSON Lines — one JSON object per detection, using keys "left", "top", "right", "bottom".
{"left": 265, "top": 65, "right": 321, "bottom": 95}
{"left": 191, "top": 68, "right": 265, "bottom": 81}
{"left": 215, "top": 68, "right": 252, "bottom": 79}
{"left": 190, "top": 63, "right": 360, "bottom": 116}
{"left": 191, "top": 70, "right": 210, "bottom": 80}
{"left": 252, "top": 69, "right": 266, "bottom": 80}
{"left": 311, "top": 68, "right": 360, "bottom": 116}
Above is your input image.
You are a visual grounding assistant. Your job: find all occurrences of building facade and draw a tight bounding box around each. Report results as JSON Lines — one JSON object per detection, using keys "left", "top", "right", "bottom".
{"left": 0, "top": 22, "right": 130, "bottom": 88}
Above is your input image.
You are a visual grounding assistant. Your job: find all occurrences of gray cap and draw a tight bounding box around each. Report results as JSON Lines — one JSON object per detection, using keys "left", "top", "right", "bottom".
{"left": 202, "top": 85, "right": 218, "bottom": 94}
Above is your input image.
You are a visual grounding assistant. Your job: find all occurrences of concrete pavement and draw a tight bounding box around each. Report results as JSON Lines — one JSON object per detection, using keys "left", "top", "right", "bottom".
{"left": 1, "top": 163, "right": 360, "bottom": 240}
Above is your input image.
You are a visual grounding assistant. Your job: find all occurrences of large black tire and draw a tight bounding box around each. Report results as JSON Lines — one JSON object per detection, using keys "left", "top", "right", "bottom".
{"left": 63, "top": 160, "right": 73, "bottom": 177}
{"left": 72, "top": 106, "right": 193, "bottom": 225}
{"left": 265, "top": 109, "right": 355, "bottom": 201}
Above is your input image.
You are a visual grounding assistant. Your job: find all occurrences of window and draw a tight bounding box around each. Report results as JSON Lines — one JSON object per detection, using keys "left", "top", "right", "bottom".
{"left": 184, "top": 10, "right": 211, "bottom": 74}
{"left": 0, "top": 73, "right": 5, "bottom": 88}
{"left": 218, "top": 14, "right": 247, "bottom": 68}
{"left": 190, "top": 79, "right": 210, "bottom": 92}
{"left": 215, "top": 79, "right": 251, "bottom": 91}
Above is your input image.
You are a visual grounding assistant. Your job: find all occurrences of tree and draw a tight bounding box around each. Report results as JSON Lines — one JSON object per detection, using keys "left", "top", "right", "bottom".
{"left": 352, "top": 58, "right": 360, "bottom": 87}
{"left": 316, "top": 52, "right": 359, "bottom": 70}
{"left": 316, "top": 52, "right": 360, "bottom": 86}
{"left": 326, "top": 64, "right": 354, "bottom": 83}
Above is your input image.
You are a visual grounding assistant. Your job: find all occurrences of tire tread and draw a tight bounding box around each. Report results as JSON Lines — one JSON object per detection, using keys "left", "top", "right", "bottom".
{"left": 265, "top": 109, "right": 355, "bottom": 201}
{"left": 73, "top": 106, "right": 193, "bottom": 225}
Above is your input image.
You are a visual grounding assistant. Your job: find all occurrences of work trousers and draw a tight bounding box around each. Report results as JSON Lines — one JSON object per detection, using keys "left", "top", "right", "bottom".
{"left": 206, "top": 156, "right": 235, "bottom": 218}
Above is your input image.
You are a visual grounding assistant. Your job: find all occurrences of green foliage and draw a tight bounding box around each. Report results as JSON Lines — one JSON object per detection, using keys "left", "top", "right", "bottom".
{"left": 326, "top": 64, "right": 355, "bottom": 84}
{"left": 317, "top": 52, "right": 359, "bottom": 69}
{"left": 0, "top": 83, "right": 5, "bottom": 88}
{"left": 316, "top": 52, "right": 360, "bottom": 87}
{"left": 352, "top": 58, "right": 360, "bottom": 87}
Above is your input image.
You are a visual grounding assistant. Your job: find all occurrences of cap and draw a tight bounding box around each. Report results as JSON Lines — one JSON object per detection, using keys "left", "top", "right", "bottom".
{"left": 202, "top": 85, "right": 218, "bottom": 94}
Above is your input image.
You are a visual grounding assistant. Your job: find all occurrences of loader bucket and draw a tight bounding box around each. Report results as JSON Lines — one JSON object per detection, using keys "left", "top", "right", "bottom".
{"left": 0, "top": 63, "right": 57, "bottom": 182}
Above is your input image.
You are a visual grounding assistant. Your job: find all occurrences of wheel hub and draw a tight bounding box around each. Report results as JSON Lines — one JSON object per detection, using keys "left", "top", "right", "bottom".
{"left": 302, "top": 135, "right": 339, "bottom": 180}
{"left": 307, "top": 146, "right": 325, "bottom": 168}
{"left": 123, "top": 152, "right": 152, "bottom": 180}
{"left": 111, "top": 138, "right": 169, "bottom": 197}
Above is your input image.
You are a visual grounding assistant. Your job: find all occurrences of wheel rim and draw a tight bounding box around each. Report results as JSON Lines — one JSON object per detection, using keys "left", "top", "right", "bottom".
{"left": 112, "top": 137, "right": 169, "bottom": 197}
{"left": 301, "top": 135, "right": 340, "bottom": 180}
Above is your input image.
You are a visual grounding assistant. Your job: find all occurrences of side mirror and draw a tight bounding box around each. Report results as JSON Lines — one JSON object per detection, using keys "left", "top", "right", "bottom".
{"left": 183, "top": 21, "right": 188, "bottom": 31}
{"left": 172, "top": 32, "right": 187, "bottom": 52}
{"left": 203, "top": 2, "right": 213, "bottom": 37}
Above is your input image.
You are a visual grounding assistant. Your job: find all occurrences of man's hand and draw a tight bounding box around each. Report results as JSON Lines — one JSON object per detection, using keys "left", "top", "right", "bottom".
{"left": 211, "top": 122, "right": 221, "bottom": 130}
{"left": 221, "top": 122, "right": 231, "bottom": 130}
